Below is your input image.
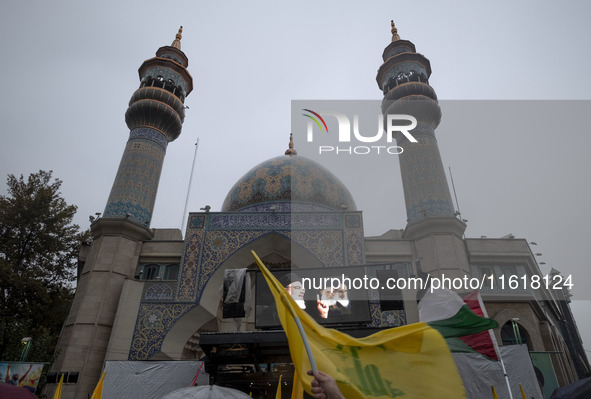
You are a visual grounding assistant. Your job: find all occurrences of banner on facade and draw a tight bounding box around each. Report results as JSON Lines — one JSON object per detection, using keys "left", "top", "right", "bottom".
{"left": 0, "top": 362, "right": 46, "bottom": 393}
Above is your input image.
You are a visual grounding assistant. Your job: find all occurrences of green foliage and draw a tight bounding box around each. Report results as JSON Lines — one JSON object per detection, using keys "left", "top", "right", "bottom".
{"left": 0, "top": 170, "right": 87, "bottom": 362}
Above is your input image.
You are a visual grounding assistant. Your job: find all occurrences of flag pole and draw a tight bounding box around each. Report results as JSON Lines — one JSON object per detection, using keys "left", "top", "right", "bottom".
{"left": 191, "top": 362, "right": 203, "bottom": 386}
{"left": 477, "top": 292, "right": 514, "bottom": 399}
{"left": 251, "top": 250, "right": 318, "bottom": 372}
{"left": 281, "top": 294, "right": 318, "bottom": 372}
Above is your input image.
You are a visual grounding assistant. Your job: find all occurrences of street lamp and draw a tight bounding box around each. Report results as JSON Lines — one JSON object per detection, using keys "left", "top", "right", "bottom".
{"left": 19, "top": 337, "right": 32, "bottom": 362}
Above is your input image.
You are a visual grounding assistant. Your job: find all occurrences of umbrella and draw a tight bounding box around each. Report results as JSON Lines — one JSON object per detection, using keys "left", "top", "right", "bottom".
{"left": 550, "top": 377, "right": 591, "bottom": 399}
{"left": 0, "top": 383, "right": 37, "bottom": 398}
{"left": 162, "top": 385, "right": 251, "bottom": 399}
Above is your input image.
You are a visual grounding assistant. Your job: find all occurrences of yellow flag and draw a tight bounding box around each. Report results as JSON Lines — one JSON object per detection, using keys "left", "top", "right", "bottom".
{"left": 252, "top": 250, "right": 466, "bottom": 399}
{"left": 491, "top": 386, "right": 499, "bottom": 399}
{"left": 91, "top": 371, "right": 107, "bottom": 399}
{"left": 290, "top": 370, "right": 304, "bottom": 399}
{"left": 53, "top": 374, "right": 64, "bottom": 399}
{"left": 276, "top": 374, "right": 282, "bottom": 399}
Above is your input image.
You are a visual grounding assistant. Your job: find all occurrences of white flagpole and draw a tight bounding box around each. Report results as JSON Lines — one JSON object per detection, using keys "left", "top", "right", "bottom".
{"left": 281, "top": 294, "right": 318, "bottom": 372}
{"left": 181, "top": 138, "right": 199, "bottom": 234}
{"left": 477, "top": 292, "right": 514, "bottom": 399}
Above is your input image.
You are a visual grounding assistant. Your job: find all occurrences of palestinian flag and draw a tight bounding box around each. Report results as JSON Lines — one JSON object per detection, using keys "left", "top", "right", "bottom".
{"left": 419, "top": 289, "right": 499, "bottom": 360}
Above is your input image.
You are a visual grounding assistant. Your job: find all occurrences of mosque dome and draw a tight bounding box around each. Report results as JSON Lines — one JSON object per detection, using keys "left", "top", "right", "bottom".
{"left": 221, "top": 153, "right": 357, "bottom": 213}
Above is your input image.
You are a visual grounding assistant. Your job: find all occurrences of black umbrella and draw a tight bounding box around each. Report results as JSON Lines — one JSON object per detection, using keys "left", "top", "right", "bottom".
{"left": 550, "top": 377, "right": 591, "bottom": 399}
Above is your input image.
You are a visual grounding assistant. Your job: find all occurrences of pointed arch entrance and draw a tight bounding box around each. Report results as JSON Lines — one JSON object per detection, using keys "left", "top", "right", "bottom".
{"left": 156, "top": 232, "right": 323, "bottom": 360}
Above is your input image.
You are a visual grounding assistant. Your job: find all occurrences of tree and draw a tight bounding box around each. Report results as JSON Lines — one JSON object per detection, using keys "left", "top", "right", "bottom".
{"left": 0, "top": 170, "right": 88, "bottom": 362}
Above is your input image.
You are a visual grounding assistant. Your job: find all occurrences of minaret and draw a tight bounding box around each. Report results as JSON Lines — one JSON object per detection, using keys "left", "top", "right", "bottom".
{"left": 103, "top": 26, "right": 193, "bottom": 226}
{"left": 48, "top": 28, "right": 192, "bottom": 398}
{"left": 377, "top": 21, "right": 470, "bottom": 278}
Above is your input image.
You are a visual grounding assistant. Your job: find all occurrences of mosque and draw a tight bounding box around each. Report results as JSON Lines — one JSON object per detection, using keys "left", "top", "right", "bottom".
{"left": 47, "top": 24, "right": 589, "bottom": 398}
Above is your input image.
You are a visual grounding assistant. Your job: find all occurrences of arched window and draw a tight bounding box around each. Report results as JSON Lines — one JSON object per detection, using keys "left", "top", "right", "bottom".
{"left": 501, "top": 320, "right": 531, "bottom": 350}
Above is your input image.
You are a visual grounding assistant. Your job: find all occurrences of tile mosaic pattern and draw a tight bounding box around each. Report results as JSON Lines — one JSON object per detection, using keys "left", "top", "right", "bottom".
{"left": 380, "top": 309, "right": 407, "bottom": 327}
{"left": 398, "top": 133, "right": 455, "bottom": 222}
{"left": 143, "top": 282, "right": 175, "bottom": 302}
{"left": 129, "top": 127, "right": 169, "bottom": 150}
{"left": 221, "top": 155, "right": 357, "bottom": 212}
{"left": 103, "top": 128, "right": 166, "bottom": 224}
{"left": 129, "top": 303, "right": 193, "bottom": 360}
{"left": 129, "top": 209, "right": 366, "bottom": 359}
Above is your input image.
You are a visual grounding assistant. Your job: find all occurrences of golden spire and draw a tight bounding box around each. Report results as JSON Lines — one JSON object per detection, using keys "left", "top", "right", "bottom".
{"left": 391, "top": 20, "right": 400, "bottom": 42}
{"left": 172, "top": 26, "right": 183, "bottom": 49}
{"left": 285, "top": 133, "right": 297, "bottom": 156}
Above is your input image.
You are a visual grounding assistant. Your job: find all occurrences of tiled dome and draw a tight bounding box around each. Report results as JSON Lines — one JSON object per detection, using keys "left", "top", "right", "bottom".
{"left": 221, "top": 155, "right": 356, "bottom": 212}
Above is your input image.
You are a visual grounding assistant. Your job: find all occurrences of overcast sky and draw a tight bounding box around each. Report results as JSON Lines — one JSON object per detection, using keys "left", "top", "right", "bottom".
{"left": 1, "top": 1, "right": 590, "bottom": 355}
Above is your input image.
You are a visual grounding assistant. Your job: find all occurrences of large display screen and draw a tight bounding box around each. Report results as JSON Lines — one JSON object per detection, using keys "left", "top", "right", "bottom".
{"left": 255, "top": 267, "right": 372, "bottom": 329}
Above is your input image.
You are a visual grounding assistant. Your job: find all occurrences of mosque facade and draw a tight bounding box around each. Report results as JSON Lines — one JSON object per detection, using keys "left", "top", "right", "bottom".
{"left": 47, "top": 24, "right": 589, "bottom": 398}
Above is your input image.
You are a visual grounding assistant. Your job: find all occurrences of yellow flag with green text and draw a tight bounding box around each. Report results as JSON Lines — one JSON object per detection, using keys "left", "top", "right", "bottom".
{"left": 252, "top": 250, "right": 466, "bottom": 399}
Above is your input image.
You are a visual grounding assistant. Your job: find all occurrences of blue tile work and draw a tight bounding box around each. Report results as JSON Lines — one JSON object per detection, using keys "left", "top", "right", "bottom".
{"left": 221, "top": 155, "right": 357, "bottom": 212}
{"left": 193, "top": 229, "right": 275, "bottom": 301}
{"left": 369, "top": 302, "right": 382, "bottom": 326}
{"left": 345, "top": 231, "right": 364, "bottom": 265}
{"left": 292, "top": 230, "right": 345, "bottom": 267}
{"left": 345, "top": 214, "right": 361, "bottom": 228}
{"left": 380, "top": 310, "right": 407, "bottom": 327}
{"left": 159, "top": 53, "right": 184, "bottom": 67}
{"left": 176, "top": 231, "right": 205, "bottom": 302}
{"left": 399, "top": 132, "right": 455, "bottom": 222}
{"left": 129, "top": 127, "right": 169, "bottom": 150}
{"left": 129, "top": 303, "right": 193, "bottom": 360}
{"left": 189, "top": 214, "right": 205, "bottom": 229}
{"left": 204, "top": 212, "right": 347, "bottom": 231}
{"left": 103, "top": 127, "right": 167, "bottom": 225}
{"left": 128, "top": 209, "right": 365, "bottom": 359}
{"left": 143, "top": 282, "right": 175, "bottom": 302}
{"left": 103, "top": 201, "right": 152, "bottom": 226}
{"left": 207, "top": 213, "right": 292, "bottom": 230}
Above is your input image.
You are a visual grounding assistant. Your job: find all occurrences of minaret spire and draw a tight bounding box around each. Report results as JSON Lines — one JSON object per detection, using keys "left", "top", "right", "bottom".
{"left": 172, "top": 26, "right": 183, "bottom": 49}
{"left": 391, "top": 20, "right": 400, "bottom": 42}
{"left": 285, "top": 133, "right": 297, "bottom": 155}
